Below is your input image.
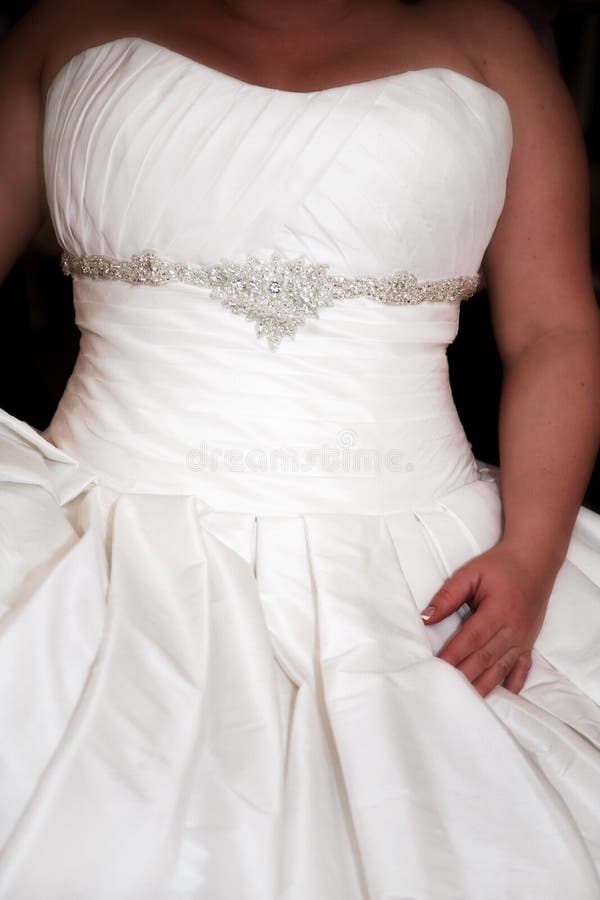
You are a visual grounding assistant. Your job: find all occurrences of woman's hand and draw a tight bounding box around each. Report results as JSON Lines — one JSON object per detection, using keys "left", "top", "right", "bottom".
{"left": 420, "top": 542, "right": 559, "bottom": 698}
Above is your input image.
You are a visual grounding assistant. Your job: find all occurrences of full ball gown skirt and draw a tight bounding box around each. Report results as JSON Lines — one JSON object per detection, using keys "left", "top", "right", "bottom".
{"left": 1, "top": 36, "right": 599, "bottom": 900}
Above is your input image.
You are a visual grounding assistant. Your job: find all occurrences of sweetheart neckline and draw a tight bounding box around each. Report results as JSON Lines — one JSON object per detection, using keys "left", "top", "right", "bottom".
{"left": 45, "top": 34, "right": 511, "bottom": 114}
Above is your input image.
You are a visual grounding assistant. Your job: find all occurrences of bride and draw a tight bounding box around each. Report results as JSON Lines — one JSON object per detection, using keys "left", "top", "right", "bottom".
{"left": 1, "top": 0, "right": 599, "bottom": 898}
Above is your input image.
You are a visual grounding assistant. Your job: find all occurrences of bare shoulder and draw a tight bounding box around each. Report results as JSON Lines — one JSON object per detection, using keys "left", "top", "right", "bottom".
{"left": 427, "top": 0, "right": 580, "bottom": 173}
{"left": 427, "top": 0, "right": 563, "bottom": 97}
{"left": 0, "top": 0, "right": 127, "bottom": 279}
{"left": 15, "top": 0, "right": 131, "bottom": 98}
{"left": 425, "top": 0, "right": 544, "bottom": 60}
{"left": 0, "top": 0, "right": 64, "bottom": 279}
{"left": 0, "top": 0, "right": 103, "bottom": 87}
{"left": 0, "top": 0, "right": 55, "bottom": 79}
{"left": 428, "top": 0, "right": 597, "bottom": 361}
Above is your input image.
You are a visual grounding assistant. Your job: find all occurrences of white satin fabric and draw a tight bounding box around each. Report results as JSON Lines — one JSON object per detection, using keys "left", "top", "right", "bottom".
{"left": 1, "top": 36, "right": 599, "bottom": 900}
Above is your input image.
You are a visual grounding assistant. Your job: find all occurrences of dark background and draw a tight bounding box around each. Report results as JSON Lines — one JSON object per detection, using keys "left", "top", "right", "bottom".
{"left": 1, "top": 0, "right": 599, "bottom": 510}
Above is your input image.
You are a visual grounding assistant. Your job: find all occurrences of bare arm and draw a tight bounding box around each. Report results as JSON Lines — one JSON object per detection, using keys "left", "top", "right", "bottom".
{"left": 480, "top": 2, "right": 600, "bottom": 573}
{"left": 0, "top": 2, "right": 54, "bottom": 285}
{"left": 421, "top": 0, "right": 600, "bottom": 697}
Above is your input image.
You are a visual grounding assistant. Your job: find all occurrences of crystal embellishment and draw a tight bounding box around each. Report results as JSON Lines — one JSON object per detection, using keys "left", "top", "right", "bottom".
{"left": 60, "top": 249, "right": 481, "bottom": 350}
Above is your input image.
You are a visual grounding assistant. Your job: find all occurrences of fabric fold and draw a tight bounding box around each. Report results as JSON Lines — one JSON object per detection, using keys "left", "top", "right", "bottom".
{"left": 300, "top": 511, "right": 600, "bottom": 898}
{"left": 1, "top": 402, "right": 600, "bottom": 898}
{"left": 1, "top": 32, "right": 599, "bottom": 898}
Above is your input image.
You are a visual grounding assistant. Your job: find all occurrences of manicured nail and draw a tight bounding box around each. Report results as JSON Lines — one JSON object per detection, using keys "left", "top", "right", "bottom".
{"left": 421, "top": 605, "right": 436, "bottom": 621}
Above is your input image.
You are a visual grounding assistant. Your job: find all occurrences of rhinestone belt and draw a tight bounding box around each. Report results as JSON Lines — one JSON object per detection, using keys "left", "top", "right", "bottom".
{"left": 60, "top": 249, "right": 481, "bottom": 350}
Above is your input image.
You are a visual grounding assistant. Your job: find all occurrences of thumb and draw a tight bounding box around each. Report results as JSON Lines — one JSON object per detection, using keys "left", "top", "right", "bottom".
{"left": 420, "top": 563, "right": 478, "bottom": 624}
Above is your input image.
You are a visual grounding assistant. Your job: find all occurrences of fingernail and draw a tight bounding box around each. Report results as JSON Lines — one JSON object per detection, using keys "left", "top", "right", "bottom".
{"left": 421, "top": 605, "right": 436, "bottom": 621}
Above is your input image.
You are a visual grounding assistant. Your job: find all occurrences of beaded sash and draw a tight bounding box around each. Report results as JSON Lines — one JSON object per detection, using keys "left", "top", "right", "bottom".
{"left": 60, "top": 249, "right": 481, "bottom": 350}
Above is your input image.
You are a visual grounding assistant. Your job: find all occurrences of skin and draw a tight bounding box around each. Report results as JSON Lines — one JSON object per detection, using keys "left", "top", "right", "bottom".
{"left": 1, "top": 0, "right": 599, "bottom": 699}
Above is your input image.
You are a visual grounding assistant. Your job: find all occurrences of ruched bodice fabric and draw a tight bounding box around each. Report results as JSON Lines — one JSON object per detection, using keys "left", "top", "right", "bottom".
{"left": 1, "top": 36, "right": 600, "bottom": 900}
{"left": 43, "top": 37, "right": 511, "bottom": 276}
{"left": 41, "top": 37, "right": 511, "bottom": 512}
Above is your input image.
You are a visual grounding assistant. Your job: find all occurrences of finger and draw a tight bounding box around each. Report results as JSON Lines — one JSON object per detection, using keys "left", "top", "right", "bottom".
{"left": 471, "top": 647, "right": 523, "bottom": 698}
{"left": 436, "top": 613, "right": 501, "bottom": 668}
{"left": 502, "top": 653, "right": 533, "bottom": 695}
{"left": 421, "top": 565, "right": 480, "bottom": 624}
{"left": 456, "top": 626, "right": 514, "bottom": 683}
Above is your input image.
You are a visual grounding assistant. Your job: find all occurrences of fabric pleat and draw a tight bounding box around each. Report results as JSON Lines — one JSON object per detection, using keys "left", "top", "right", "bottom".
{"left": 1, "top": 35, "right": 599, "bottom": 900}
{"left": 2, "top": 410, "right": 600, "bottom": 898}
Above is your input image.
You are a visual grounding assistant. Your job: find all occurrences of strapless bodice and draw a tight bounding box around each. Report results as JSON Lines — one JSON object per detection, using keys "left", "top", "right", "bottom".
{"left": 44, "top": 36, "right": 512, "bottom": 278}
{"left": 4, "top": 40, "right": 600, "bottom": 900}
{"left": 42, "top": 37, "right": 513, "bottom": 514}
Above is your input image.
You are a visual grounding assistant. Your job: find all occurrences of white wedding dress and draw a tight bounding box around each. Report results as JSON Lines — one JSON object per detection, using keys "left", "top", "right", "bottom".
{"left": 1, "top": 36, "right": 599, "bottom": 900}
